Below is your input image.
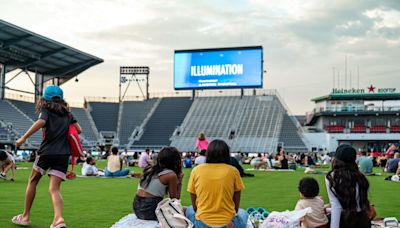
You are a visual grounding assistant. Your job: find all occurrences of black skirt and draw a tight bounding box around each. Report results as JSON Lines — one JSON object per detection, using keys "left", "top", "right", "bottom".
{"left": 133, "top": 195, "right": 163, "bottom": 221}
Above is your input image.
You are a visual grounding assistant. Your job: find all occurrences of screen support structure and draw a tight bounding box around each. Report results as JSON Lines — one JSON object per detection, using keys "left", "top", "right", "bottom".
{"left": 0, "top": 66, "right": 46, "bottom": 102}
{"left": 119, "top": 66, "right": 150, "bottom": 102}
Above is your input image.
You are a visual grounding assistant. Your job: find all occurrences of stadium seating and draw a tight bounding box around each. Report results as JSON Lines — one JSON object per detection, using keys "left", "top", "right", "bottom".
{"left": 118, "top": 99, "right": 158, "bottom": 145}
{"left": 0, "top": 99, "right": 42, "bottom": 146}
{"left": 9, "top": 100, "right": 37, "bottom": 120}
{"left": 232, "top": 96, "right": 285, "bottom": 152}
{"left": 133, "top": 97, "right": 193, "bottom": 147}
{"left": 88, "top": 102, "right": 119, "bottom": 132}
{"left": 326, "top": 125, "right": 344, "bottom": 133}
{"left": 278, "top": 113, "right": 308, "bottom": 153}
{"left": 0, "top": 125, "right": 10, "bottom": 141}
{"left": 71, "top": 107, "right": 98, "bottom": 142}
{"left": 350, "top": 124, "right": 366, "bottom": 133}
{"left": 370, "top": 125, "right": 386, "bottom": 133}
{"left": 390, "top": 125, "right": 400, "bottom": 133}
{"left": 171, "top": 95, "right": 287, "bottom": 152}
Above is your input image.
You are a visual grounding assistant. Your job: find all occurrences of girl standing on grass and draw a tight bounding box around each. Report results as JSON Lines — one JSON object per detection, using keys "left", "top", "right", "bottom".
{"left": 12, "top": 85, "right": 81, "bottom": 228}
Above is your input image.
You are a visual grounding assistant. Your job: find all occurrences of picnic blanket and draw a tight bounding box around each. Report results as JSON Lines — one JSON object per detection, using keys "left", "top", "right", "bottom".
{"left": 112, "top": 214, "right": 159, "bottom": 228}
{"left": 112, "top": 214, "right": 255, "bottom": 228}
{"left": 245, "top": 168, "right": 295, "bottom": 172}
{"left": 77, "top": 175, "right": 131, "bottom": 178}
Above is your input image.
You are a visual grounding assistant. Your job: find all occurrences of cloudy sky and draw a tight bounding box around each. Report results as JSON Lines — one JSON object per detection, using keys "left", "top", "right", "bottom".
{"left": 1, "top": 0, "right": 400, "bottom": 114}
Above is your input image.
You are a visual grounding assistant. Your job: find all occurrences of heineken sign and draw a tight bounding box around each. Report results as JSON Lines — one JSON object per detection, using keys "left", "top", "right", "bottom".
{"left": 332, "top": 85, "right": 397, "bottom": 94}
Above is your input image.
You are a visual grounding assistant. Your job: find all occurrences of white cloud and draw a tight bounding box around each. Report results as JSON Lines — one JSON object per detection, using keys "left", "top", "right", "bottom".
{"left": 1, "top": 0, "right": 400, "bottom": 114}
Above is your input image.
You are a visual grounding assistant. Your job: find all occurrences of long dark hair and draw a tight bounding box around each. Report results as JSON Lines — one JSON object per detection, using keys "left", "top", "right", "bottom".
{"left": 140, "top": 147, "right": 182, "bottom": 188}
{"left": 327, "top": 145, "right": 370, "bottom": 220}
{"left": 206, "top": 139, "right": 230, "bottom": 164}
{"left": 36, "top": 98, "right": 70, "bottom": 115}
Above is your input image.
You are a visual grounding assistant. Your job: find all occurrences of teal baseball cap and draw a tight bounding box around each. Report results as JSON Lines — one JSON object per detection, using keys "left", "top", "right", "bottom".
{"left": 43, "top": 85, "right": 63, "bottom": 101}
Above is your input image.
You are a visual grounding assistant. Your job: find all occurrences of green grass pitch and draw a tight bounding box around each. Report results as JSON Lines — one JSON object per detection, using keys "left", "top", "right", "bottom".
{"left": 1, "top": 161, "right": 399, "bottom": 227}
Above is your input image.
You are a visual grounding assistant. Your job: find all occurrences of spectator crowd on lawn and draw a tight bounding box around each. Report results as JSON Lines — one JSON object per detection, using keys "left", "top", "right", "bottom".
{"left": 8, "top": 123, "right": 400, "bottom": 227}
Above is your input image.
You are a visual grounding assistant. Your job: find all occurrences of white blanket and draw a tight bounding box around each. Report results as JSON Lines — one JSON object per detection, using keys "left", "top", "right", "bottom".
{"left": 111, "top": 214, "right": 159, "bottom": 228}
{"left": 112, "top": 214, "right": 255, "bottom": 228}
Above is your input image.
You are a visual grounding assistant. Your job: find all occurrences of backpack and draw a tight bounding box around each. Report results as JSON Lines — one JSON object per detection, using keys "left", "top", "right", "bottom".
{"left": 155, "top": 198, "right": 193, "bottom": 228}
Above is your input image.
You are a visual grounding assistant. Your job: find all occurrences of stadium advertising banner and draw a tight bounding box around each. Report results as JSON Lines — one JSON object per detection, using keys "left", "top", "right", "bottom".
{"left": 174, "top": 46, "right": 263, "bottom": 90}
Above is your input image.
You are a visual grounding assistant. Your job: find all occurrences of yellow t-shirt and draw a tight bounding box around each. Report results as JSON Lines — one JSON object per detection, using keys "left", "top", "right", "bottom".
{"left": 187, "top": 163, "right": 244, "bottom": 226}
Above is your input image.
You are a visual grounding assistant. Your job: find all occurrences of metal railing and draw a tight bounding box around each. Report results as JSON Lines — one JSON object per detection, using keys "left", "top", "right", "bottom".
{"left": 313, "top": 106, "right": 400, "bottom": 113}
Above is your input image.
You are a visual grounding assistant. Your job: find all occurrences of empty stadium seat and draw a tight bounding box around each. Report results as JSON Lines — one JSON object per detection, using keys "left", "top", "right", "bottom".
{"left": 278, "top": 114, "right": 308, "bottom": 153}
{"left": 133, "top": 97, "right": 192, "bottom": 146}
{"left": 350, "top": 124, "right": 366, "bottom": 133}
{"left": 71, "top": 107, "right": 98, "bottom": 142}
{"left": 119, "top": 99, "right": 157, "bottom": 145}
{"left": 390, "top": 125, "right": 400, "bottom": 133}
{"left": 88, "top": 102, "right": 119, "bottom": 132}
{"left": 370, "top": 125, "right": 386, "bottom": 133}
{"left": 0, "top": 100, "right": 42, "bottom": 146}
{"left": 326, "top": 125, "right": 344, "bottom": 133}
{"left": 9, "top": 100, "right": 37, "bottom": 120}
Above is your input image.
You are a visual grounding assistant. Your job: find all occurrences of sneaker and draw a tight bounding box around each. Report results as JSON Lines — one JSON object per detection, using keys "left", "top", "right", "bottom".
{"left": 0, "top": 173, "right": 6, "bottom": 179}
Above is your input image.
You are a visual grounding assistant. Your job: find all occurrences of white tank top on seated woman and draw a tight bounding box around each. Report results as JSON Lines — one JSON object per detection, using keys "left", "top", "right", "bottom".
{"left": 107, "top": 155, "right": 122, "bottom": 173}
{"left": 138, "top": 169, "right": 174, "bottom": 197}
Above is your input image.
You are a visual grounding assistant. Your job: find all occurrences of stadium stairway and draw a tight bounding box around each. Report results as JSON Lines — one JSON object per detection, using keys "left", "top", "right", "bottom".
{"left": 7, "top": 99, "right": 99, "bottom": 147}
{"left": 132, "top": 97, "right": 193, "bottom": 147}
{"left": 9, "top": 100, "right": 37, "bottom": 120}
{"left": 71, "top": 107, "right": 99, "bottom": 144}
{"left": 278, "top": 113, "right": 308, "bottom": 153}
{"left": 0, "top": 99, "right": 42, "bottom": 146}
{"left": 171, "top": 95, "right": 285, "bottom": 153}
{"left": 118, "top": 99, "right": 158, "bottom": 146}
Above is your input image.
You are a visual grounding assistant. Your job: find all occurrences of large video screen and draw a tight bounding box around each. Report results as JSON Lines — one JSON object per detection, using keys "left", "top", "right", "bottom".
{"left": 174, "top": 46, "right": 263, "bottom": 90}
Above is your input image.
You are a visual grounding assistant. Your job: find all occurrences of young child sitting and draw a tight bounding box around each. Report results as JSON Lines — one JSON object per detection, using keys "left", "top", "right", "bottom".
{"left": 0, "top": 150, "right": 15, "bottom": 181}
{"left": 295, "top": 177, "right": 328, "bottom": 228}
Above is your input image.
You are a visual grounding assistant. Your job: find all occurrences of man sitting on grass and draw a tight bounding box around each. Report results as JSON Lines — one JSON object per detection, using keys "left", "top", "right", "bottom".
{"left": 82, "top": 157, "right": 104, "bottom": 176}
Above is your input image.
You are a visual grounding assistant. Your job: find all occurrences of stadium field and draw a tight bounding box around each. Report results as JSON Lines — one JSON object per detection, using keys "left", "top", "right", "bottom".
{"left": 1, "top": 161, "right": 399, "bottom": 227}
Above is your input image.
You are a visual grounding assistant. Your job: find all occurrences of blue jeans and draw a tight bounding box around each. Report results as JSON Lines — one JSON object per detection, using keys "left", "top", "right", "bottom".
{"left": 104, "top": 168, "right": 129, "bottom": 177}
{"left": 185, "top": 206, "right": 248, "bottom": 228}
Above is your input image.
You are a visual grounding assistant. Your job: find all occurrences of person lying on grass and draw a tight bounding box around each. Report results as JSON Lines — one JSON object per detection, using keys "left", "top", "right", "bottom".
{"left": 0, "top": 149, "right": 15, "bottom": 181}
{"left": 133, "top": 147, "right": 183, "bottom": 220}
{"left": 186, "top": 139, "right": 248, "bottom": 228}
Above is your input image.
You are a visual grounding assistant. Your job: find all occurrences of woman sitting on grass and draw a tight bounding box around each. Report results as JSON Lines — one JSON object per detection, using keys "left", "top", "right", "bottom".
{"left": 133, "top": 147, "right": 183, "bottom": 220}
{"left": 326, "top": 144, "right": 371, "bottom": 228}
{"left": 186, "top": 139, "right": 248, "bottom": 228}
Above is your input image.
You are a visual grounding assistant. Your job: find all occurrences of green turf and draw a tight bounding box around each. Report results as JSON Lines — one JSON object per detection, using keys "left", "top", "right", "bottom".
{"left": 1, "top": 161, "right": 399, "bottom": 227}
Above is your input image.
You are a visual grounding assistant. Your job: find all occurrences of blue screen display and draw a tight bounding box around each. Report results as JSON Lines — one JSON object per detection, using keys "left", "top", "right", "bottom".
{"left": 174, "top": 47, "right": 263, "bottom": 90}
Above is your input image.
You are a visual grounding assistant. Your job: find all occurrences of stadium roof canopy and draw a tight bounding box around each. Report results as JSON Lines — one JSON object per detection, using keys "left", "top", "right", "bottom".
{"left": 0, "top": 19, "right": 103, "bottom": 85}
{"left": 312, "top": 93, "right": 400, "bottom": 102}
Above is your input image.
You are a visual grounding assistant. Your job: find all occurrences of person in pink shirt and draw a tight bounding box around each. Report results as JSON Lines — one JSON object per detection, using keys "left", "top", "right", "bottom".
{"left": 138, "top": 148, "right": 152, "bottom": 169}
{"left": 196, "top": 132, "right": 209, "bottom": 151}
